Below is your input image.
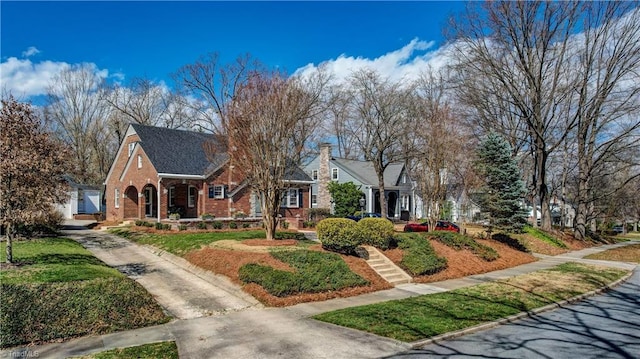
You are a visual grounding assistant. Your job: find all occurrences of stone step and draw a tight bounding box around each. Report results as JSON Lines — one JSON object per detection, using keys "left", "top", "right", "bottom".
{"left": 362, "top": 245, "right": 412, "bottom": 287}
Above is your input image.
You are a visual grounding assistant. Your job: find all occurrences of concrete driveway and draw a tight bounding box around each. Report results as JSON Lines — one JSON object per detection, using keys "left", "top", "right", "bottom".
{"left": 394, "top": 267, "right": 640, "bottom": 359}
{"left": 63, "top": 229, "right": 260, "bottom": 319}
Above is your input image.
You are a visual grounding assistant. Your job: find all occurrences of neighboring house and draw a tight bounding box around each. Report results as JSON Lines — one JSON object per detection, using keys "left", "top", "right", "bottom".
{"left": 304, "top": 143, "right": 414, "bottom": 219}
{"left": 413, "top": 186, "right": 481, "bottom": 223}
{"left": 105, "top": 124, "right": 311, "bottom": 223}
{"left": 56, "top": 176, "right": 102, "bottom": 220}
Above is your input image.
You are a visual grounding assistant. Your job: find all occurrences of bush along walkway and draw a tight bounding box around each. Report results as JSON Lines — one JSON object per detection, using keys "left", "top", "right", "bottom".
{"left": 1, "top": 236, "right": 637, "bottom": 359}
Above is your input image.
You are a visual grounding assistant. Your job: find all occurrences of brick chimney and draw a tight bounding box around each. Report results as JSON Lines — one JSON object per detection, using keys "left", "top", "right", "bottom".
{"left": 318, "top": 143, "right": 332, "bottom": 209}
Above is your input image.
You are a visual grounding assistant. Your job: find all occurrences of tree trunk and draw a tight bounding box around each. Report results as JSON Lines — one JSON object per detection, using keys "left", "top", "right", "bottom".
{"left": 535, "top": 143, "right": 552, "bottom": 231}
{"left": 261, "top": 192, "right": 279, "bottom": 240}
{"left": 5, "top": 222, "right": 13, "bottom": 264}
{"left": 378, "top": 175, "right": 387, "bottom": 219}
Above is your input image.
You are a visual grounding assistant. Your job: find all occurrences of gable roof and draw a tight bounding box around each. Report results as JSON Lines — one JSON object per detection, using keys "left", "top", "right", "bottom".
{"left": 129, "top": 124, "right": 311, "bottom": 182}
{"left": 131, "top": 124, "right": 228, "bottom": 177}
{"left": 332, "top": 158, "right": 404, "bottom": 187}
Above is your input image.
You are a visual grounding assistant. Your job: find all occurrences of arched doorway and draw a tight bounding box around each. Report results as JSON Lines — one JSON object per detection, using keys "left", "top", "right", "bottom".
{"left": 142, "top": 184, "right": 158, "bottom": 218}
{"left": 123, "top": 186, "right": 139, "bottom": 219}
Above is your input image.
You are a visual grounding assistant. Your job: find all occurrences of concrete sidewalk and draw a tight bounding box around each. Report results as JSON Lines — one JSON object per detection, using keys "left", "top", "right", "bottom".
{"left": 1, "top": 239, "right": 637, "bottom": 359}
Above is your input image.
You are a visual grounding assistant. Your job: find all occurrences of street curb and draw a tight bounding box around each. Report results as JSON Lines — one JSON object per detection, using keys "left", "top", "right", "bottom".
{"left": 409, "top": 270, "right": 634, "bottom": 349}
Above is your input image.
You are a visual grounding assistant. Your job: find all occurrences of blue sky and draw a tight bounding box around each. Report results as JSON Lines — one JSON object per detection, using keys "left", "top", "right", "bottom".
{"left": 1, "top": 1, "right": 466, "bottom": 100}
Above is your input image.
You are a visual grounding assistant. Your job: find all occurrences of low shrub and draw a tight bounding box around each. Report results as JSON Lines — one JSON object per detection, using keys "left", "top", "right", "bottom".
{"left": 242, "top": 223, "right": 251, "bottom": 229}
{"left": 229, "top": 222, "right": 238, "bottom": 229}
{"left": 280, "top": 220, "right": 290, "bottom": 229}
{"left": 135, "top": 220, "right": 145, "bottom": 227}
{"left": 201, "top": 213, "right": 214, "bottom": 220}
{"left": 178, "top": 225, "right": 188, "bottom": 231}
{"left": 492, "top": 233, "right": 530, "bottom": 253}
{"left": 303, "top": 221, "right": 316, "bottom": 228}
{"left": 238, "top": 250, "right": 368, "bottom": 297}
{"left": 14, "top": 208, "right": 64, "bottom": 237}
{"left": 396, "top": 234, "right": 447, "bottom": 275}
{"left": 274, "top": 231, "right": 307, "bottom": 241}
{"left": 211, "top": 221, "right": 223, "bottom": 229}
{"left": 197, "top": 222, "right": 208, "bottom": 230}
{"left": 155, "top": 222, "right": 164, "bottom": 230}
{"left": 308, "top": 208, "right": 331, "bottom": 221}
{"left": 430, "top": 231, "right": 500, "bottom": 261}
{"left": 357, "top": 218, "right": 395, "bottom": 249}
{"left": 317, "top": 218, "right": 362, "bottom": 254}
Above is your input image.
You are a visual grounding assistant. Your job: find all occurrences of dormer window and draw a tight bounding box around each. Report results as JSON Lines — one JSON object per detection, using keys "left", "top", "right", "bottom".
{"left": 312, "top": 170, "right": 318, "bottom": 181}
{"left": 331, "top": 168, "right": 339, "bottom": 180}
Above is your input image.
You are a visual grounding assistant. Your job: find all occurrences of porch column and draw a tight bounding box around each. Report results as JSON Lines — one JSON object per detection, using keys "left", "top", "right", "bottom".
{"left": 157, "top": 177, "right": 162, "bottom": 222}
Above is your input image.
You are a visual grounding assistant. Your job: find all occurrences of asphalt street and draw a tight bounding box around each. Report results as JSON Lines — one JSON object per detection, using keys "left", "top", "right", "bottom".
{"left": 391, "top": 267, "right": 640, "bottom": 359}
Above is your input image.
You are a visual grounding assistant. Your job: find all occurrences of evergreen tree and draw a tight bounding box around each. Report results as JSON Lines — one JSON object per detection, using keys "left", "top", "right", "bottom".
{"left": 327, "top": 181, "right": 363, "bottom": 217}
{"left": 476, "top": 133, "right": 528, "bottom": 233}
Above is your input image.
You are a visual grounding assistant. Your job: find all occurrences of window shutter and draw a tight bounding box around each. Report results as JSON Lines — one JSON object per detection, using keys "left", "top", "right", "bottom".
{"left": 299, "top": 188, "right": 303, "bottom": 208}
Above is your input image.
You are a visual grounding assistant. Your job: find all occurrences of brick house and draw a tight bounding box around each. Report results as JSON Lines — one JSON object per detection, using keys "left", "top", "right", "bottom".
{"left": 105, "top": 124, "right": 312, "bottom": 223}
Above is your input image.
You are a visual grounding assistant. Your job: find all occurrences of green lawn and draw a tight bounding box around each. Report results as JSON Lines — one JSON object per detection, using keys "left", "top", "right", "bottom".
{"left": 522, "top": 226, "right": 568, "bottom": 248}
{"left": 314, "top": 263, "right": 627, "bottom": 342}
{"left": 71, "top": 341, "right": 178, "bottom": 359}
{"left": 109, "top": 228, "right": 314, "bottom": 255}
{"left": 0, "top": 238, "right": 169, "bottom": 348}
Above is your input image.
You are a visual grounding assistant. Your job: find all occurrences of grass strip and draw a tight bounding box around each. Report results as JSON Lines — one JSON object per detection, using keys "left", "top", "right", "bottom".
{"left": 314, "top": 262, "right": 627, "bottom": 342}
{"left": 584, "top": 243, "right": 640, "bottom": 263}
{"left": 523, "top": 226, "right": 568, "bottom": 248}
{"left": 396, "top": 233, "right": 447, "bottom": 275}
{"left": 71, "top": 341, "right": 178, "bottom": 359}
{"left": 429, "top": 231, "right": 500, "bottom": 261}
{"left": 239, "top": 249, "right": 368, "bottom": 297}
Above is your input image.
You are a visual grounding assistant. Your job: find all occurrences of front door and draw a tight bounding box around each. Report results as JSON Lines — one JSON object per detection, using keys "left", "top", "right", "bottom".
{"left": 144, "top": 187, "right": 154, "bottom": 217}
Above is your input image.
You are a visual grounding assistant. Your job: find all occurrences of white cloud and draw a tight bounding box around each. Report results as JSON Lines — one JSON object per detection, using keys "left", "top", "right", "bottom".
{"left": 22, "top": 46, "right": 41, "bottom": 58}
{"left": 0, "top": 57, "right": 112, "bottom": 98}
{"left": 294, "top": 38, "right": 453, "bottom": 85}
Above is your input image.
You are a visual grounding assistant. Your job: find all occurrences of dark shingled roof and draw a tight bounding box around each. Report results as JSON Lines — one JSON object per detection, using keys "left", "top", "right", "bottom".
{"left": 131, "top": 124, "right": 228, "bottom": 176}
{"left": 131, "top": 124, "right": 311, "bottom": 182}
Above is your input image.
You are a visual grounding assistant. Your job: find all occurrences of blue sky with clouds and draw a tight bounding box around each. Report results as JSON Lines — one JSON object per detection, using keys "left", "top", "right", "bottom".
{"left": 2, "top": 1, "right": 466, "bottom": 100}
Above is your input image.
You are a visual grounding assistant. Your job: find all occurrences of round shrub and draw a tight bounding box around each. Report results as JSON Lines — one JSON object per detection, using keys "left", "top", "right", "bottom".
{"left": 357, "top": 218, "right": 395, "bottom": 249}
{"left": 317, "top": 218, "right": 362, "bottom": 254}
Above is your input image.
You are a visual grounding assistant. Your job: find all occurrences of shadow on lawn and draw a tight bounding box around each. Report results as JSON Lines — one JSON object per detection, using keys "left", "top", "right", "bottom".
{"left": 25, "top": 253, "right": 105, "bottom": 266}
{"left": 386, "top": 270, "right": 640, "bottom": 359}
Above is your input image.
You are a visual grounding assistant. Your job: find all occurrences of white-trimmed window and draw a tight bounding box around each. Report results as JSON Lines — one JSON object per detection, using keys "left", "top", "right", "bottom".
{"left": 115, "top": 188, "right": 120, "bottom": 208}
{"left": 402, "top": 173, "right": 407, "bottom": 184}
{"left": 331, "top": 168, "right": 339, "bottom": 180}
{"left": 311, "top": 194, "right": 317, "bottom": 206}
{"left": 137, "top": 155, "right": 142, "bottom": 169}
{"left": 128, "top": 142, "right": 136, "bottom": 157}
{"left": 282, "top": 188, "right": 299, "bottom": 208}
{"left": 168, "top": 186, "right": 175, "bottom": 207}
{"left": 312, "top": 170, "right": 318, "bottom": 180}
{"left": 209, "top": 185, "right": 224, "bottom": 199}
{"left": 188, "top": 186, "right": 197, "bottom": 208}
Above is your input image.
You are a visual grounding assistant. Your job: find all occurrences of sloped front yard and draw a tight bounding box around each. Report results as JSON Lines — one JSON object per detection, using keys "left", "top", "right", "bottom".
{"left": 0, "top": 238, "right": 169, "bottom": 348}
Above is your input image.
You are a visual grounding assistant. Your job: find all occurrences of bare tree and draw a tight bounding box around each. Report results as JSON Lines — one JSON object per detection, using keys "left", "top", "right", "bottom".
{"left": 407, "top": 69, "right": 469, "bottom": 230}
{"left": 227, "top": 71, "right": 326, "bottom": 240}
{"left": 326, "top": 84, "right": 360, "bottom": 159}
{"left": 449, "top": 1, "right": 583, "bottom": 231}
{"left": 566, "top": 3, "right": 640, "bottom": 240}
{"left": 345, "top": 69, "right": 411, "bottom": 219}
{"left": 1, "top": 97, "right": 71, "bottom": 263}
{"left": 173, "top": 53, "right": 264, "bottom": 134}
{"left": 44, "top": 64, "right": 110, "bottom": 185}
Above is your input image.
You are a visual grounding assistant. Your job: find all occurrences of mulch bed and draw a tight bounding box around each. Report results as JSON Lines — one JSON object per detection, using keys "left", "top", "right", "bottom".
{"left": 185, "top": 242, "right": 392, "bottom": 307}
{"left": 241, "top": 239, "right": 298, "bottom": 246}
{"left": 384, "top": 238, "right": 537, "bottom": 283}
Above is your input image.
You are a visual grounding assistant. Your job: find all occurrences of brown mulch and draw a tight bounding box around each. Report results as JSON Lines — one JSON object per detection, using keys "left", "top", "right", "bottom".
{"left": 384, "top": 238, "right": 537, "bottom": 284}
{"left": 185, "top": 243, "right": 392, "bottom": 307}
{"left": 241, "top": 239, "right": 298, "bottom": 246}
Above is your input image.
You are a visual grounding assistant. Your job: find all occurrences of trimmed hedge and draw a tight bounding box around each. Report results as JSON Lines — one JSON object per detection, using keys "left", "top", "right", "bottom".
{"left": 358, "top": 218, "right": 395, "bottom": 249}
{"left": 238, "top": 250, "right": 368, "bottom": 297}
{"left": 0, "top": 278, "right": 168, "bottom": 348}
{"left": 396, "top": 234, "right": 447, "bottom": 276}
{"left": 274, "top": 231, "right": 307, "bottom": 241}
{"left": 491, "top": 233, "right": 530, "bottom": 253}
{"left": 430, "top": 231, "right": 500, "bottom": 261}
{"left": 317, "top": 218, "right": 362, "bottom": 254}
